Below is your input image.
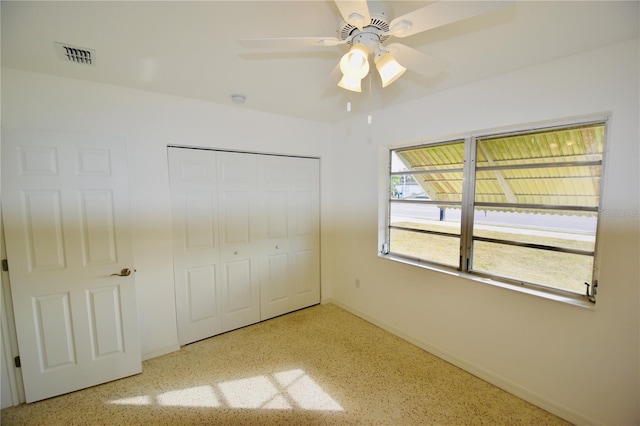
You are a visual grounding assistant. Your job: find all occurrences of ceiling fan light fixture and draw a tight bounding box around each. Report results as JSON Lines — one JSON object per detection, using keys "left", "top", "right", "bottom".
{"left": 340, "top": 43, "right": 370, "bottom": 79}
{"left": 338, "top": 75, "right": 362, "bottom": 92}
{"left": 375, "top": 52, "right": 407, "bottom": 87}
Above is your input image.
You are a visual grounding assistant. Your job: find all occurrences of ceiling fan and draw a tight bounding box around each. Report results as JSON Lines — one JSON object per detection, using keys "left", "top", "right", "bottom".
{"left": 239, "top": 0, "right": 510, "bottom": 93}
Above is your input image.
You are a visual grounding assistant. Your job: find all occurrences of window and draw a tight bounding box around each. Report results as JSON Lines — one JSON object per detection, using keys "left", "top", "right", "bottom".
{"left": 386, "top": 121, "right": 606, "bottom": 303}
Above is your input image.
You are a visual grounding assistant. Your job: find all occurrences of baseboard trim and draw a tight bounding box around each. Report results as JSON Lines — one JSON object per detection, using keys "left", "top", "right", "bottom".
{"left": 325, "top": 298, "right": 596, "bottom": 426}
{"left": 141, "top": 343, "right": 180, "bottom": 362}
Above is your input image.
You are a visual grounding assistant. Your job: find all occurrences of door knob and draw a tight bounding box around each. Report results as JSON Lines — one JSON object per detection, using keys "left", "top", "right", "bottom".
{"left": 111, "top": 268, "right": 132, "bottom": 277}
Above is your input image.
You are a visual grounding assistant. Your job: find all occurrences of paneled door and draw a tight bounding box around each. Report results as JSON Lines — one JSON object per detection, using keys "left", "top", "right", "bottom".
{"left": 169, "top": 149, "right": 318, "bottom": 344}
{"left": 168, "top": 148, "right": 223, "bottom": 345}
{"left": 288, "top": 157, "right": 320, "bottom": 312}
{"left": 2, "top": 130, "right": 141, "bottom": 403}
{"left": 217, "top": 152, "right": 261, "bottom": 332}
{"left": 258, "top": 156, "right": 320, "bottom": 320}
{"left": 258, "top": 156, "right": 292, "bottom": 319}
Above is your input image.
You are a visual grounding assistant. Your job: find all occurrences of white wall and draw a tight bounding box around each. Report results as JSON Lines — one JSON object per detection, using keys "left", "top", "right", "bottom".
{"left": 327, "top": 38, "right": 639, "bottom": 425}
{"left": 1, "top": 69, "right": 334, "bottom": 361}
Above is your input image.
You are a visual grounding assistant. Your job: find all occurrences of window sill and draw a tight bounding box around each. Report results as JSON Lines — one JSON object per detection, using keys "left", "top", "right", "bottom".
{"left": 379, "top": 253, "right": 595, "bottom": 309}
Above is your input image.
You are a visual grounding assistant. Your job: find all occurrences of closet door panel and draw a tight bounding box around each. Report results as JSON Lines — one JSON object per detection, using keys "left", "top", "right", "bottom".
{"left": 169, "top": 148, "right": 222, "bottom": 345}
{"left": 258, "top": 157, "right": 293, "bottom": 320}
{"left": 290, "top": 159, "right": 320, "bottom": 311}
{"left": 185, "top": 265, "right": 218, "bottom": 322}
{"left": 171, "top": 149, "right": 319, "bottom": 340}
{"left": 221, "top": 192, "right": 251, "bottom": 245}
{"left": 266, "top": 191, "right": 289, "bottom": 239}
{"left": 292, "top": 248, "right": 315, "bottom": 297}
{"left": 224, "top": 259, "right": 253, "bottom": 312}
{"left": 258, "top": 156, "right": 319, "bottom": 319}
{"left": 217, "top": 152, "right": 260, "bottom": 332}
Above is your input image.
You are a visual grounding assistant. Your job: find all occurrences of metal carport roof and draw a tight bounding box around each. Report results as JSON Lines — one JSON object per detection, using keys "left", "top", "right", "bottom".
{"left": 394, "top": 123, "right": 605, "bottom": 214}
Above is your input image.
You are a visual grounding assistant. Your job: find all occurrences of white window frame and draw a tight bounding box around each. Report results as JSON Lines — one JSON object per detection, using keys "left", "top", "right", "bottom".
{"left": 380, "top": 117, "right": 608, "bottom": 307}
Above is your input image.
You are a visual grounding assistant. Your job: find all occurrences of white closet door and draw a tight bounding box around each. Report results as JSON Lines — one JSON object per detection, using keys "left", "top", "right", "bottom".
{"left": 169, "top": 149, "right": 318, "bottom": 342}
{"left": 288, "top": 157, "right": 320, "bottom": 311}
{"left": 258, "top": 156, "right": 294, "bottom": 320}
{"left": 2, "top": 130, "right": 141, "bottom": 403}
{"left": 168, "top": 148, "right": 222, "bottom": 345}
{"left": 258, "top": 156, "right": 320, "bottom": 320}
{"left": 217, "top": 152, "right": 261, "bottom": 332}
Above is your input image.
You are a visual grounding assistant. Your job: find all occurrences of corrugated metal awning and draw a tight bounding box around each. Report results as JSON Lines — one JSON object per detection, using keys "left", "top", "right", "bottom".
{"left": 395, "top": 123, "right": 605, "bottom": 214}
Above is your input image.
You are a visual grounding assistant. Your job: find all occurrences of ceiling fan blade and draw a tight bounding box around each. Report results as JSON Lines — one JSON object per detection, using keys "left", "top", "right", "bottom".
{"left": 334, "top": 0, "right": 371, "bottom": 30}
{"left": 388, "top": 1, "right": 511, "bottom": 38}
{"left": 386, "top": 43, "right": 448, "bottom": 77}
{"left": 238, "top": 37, "right": 346, "bottom": 49}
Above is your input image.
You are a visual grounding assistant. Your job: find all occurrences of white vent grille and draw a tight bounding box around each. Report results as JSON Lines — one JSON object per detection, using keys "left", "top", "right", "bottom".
{"left": 55, "top": 42, "right": 95, "bottom": 65}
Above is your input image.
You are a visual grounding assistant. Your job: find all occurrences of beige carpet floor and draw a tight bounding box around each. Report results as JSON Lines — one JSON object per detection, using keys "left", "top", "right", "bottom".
{"left": 1, "top": 303, "right": 570, "bottom": 425}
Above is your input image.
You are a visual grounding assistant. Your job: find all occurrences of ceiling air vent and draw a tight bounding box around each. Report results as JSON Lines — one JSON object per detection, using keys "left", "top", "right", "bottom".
{"left": 55, "top": 42, "right": 95, "bottom": 65}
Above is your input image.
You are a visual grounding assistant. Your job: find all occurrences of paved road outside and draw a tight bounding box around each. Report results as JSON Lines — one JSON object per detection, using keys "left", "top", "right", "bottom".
{"left": 391, "top": 204, "right": 596, "bottom": 242}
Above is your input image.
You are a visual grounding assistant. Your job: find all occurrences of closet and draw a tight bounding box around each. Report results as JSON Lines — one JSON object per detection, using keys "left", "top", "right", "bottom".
{"left": 168, "top": 147, "right": 320, "bottom": 345}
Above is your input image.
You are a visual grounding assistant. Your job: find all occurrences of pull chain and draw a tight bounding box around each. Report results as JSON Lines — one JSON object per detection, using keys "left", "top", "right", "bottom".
{"left": 367, "top": 71, "right": 373, "bottom": 124}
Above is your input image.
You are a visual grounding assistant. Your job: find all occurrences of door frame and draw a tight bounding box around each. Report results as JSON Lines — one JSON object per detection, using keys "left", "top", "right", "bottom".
{"left": 1, "top": 215, "right": 26, "bottom": 407}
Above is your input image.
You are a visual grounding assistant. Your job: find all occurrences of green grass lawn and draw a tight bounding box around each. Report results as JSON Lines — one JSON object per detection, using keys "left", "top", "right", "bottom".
{"left": 390, "top": 221, "right": 594, "bottom": 294}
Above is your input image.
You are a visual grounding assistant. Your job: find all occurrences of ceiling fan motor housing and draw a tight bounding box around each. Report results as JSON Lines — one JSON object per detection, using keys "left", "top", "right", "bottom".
{"left": 338, "top": 12, "right": 391, "bottom": 47}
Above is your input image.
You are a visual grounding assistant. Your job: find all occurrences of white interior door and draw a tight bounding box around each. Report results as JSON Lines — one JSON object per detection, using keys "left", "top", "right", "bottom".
{"left": 168, "top": 148, "right": 222, "bottom": 345}
{"left": 217, "top": 152, "right": 261, "bottom": 332}
{"left": 2, "top": 129, "right": 141, "bottom": 403}
{"left": 169, "top": 149, "right": 318, "bottom": 342}
{"left": 258, "top": 156, "right": 320, "bottom": 320}
{"left": 289, "top": 157, "right": 320, "bottom": 311}
{"left": 258, "top": 156, "right": 293, "bottom": 319}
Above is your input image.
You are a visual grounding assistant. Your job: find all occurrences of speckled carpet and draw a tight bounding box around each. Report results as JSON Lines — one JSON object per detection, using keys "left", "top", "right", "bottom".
{"left": 1, "top": 303, "right": 569, "bottom": 425}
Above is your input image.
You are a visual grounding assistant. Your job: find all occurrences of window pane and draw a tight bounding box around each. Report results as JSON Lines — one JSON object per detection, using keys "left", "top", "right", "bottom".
{"left": 473, "top": 208, "right": 596, "bottom": 252}
{"left": 472, "top": 241, "right": 594, "bottom": 294}
{"left": 390, "top": 228, "right": 459, "bottom": 267}
{"left": 391, "top": 172, "right": 465, "bottom": 203}
{"left": 475, "top": 166, "right": 602, "bottom": 207}
{"left": 390, "top": 203, "right": 461, "bottom": 235}
{"left": 386, "top": 121, "right": 605, "bottom": 300}
{"left": 390, "top": 174, "right": 426, "bottom": 199}
{"left": 392, "top": 140, "right": 465, "bottom": 173}
{"left": 390, "top": 140, "right": 465, "bottom": 269}
{"left": 476, "top": 124, "right": 604, "bottom": 168}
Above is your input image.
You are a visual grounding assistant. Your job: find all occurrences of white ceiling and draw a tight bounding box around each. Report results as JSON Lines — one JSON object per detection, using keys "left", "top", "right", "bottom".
{"left": 2, "top": 1, "right": 638, "bottom": 123}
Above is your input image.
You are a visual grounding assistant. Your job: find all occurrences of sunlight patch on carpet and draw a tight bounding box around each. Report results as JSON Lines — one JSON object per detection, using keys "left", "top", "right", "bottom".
{"left": 273, "top": 369, "right": 343, "bottom": 411}
{"left": 218, "top": 376, "right": 286, "bottom": 409}
{"left": 157, "top": 385, "right": 220, "bottom": 407}
{"left": 107, "top": 369, "right": 343, "bottom": 411}
{"left": 109, "top": 395, "right": 153, "bottom": 406}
